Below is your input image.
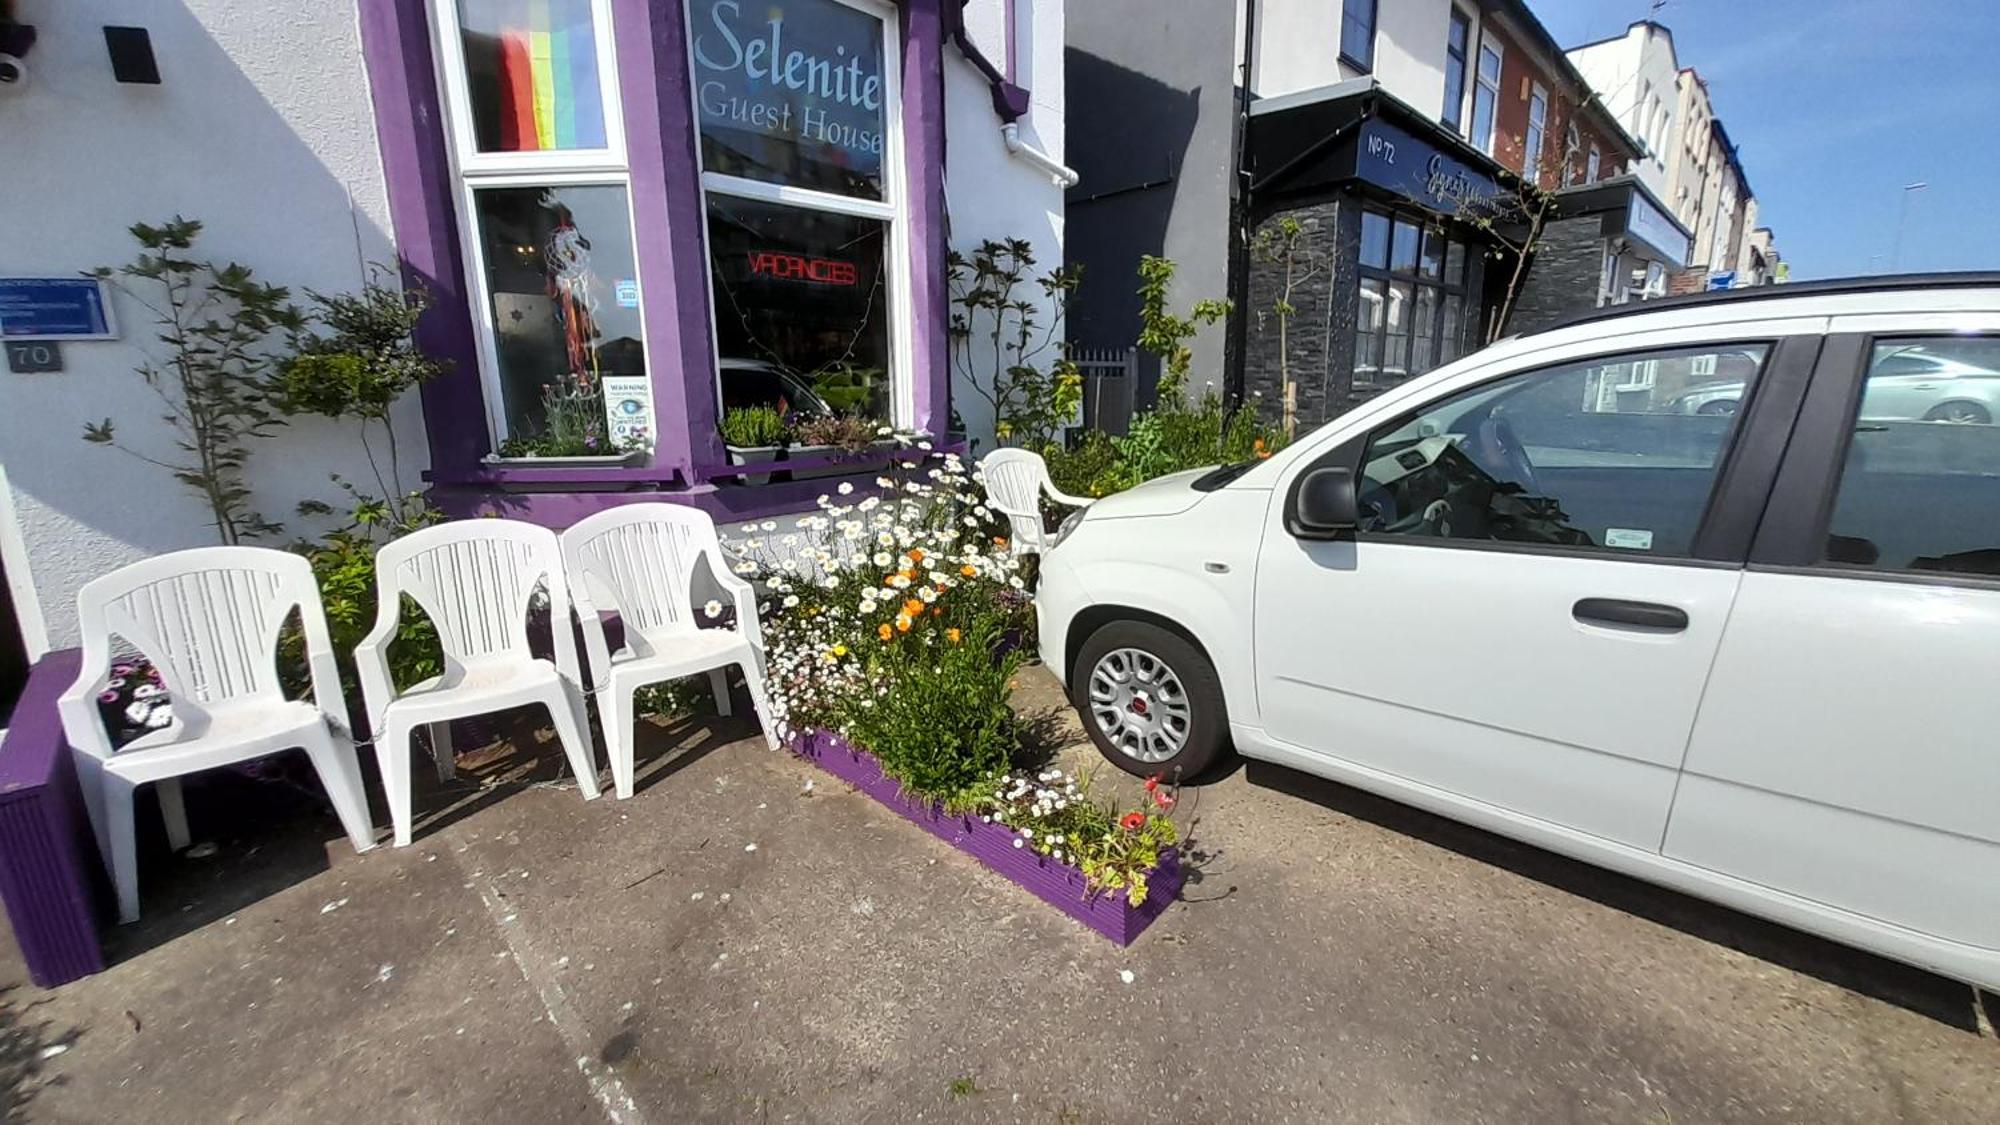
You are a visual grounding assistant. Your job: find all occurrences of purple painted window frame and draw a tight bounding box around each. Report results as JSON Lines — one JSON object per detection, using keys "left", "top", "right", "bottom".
{"left": 356, "top": 0, "right": 949, "bottom": 507}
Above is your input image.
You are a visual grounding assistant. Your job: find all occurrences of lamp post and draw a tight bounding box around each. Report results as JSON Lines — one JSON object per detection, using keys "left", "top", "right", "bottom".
{"left": 1889, "top": 181, "right": 1927, "bottom": 273}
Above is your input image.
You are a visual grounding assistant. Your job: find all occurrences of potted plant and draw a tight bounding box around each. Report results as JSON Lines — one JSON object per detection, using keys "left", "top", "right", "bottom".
{"left": 485, "top": 375, "right": 642, "bottom": 467}
{"left": 788, "top": 413, "right": 887, "bottom": 479}
{"left": 720, "top": 404, "right": 788, "bottom": 485}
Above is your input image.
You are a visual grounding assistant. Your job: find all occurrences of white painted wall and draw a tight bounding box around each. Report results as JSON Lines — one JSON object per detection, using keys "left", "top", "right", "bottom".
{"left": 1247, "top": 0, "right": 1460, "bottom": 121}
{"left": 0, "top": 0, "right": 413, "bottom": 647}
{"left": 1567, "top": 23, "right": 1679, "bottom": 195}
{"left": 944, "top": 0, "right": 1067, "bottom": 451}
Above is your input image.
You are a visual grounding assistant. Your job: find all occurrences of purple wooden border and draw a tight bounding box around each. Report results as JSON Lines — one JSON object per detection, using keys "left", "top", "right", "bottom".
{"left": 789, "top": 731, "right": 1181, "bottom": 945}
{"left": 0, "top": 650, "right": 107, "bottom": 987}
{"left": 900, "top": 0, "right": 951, "bottom": 437}
{"left": 356, "top": 0, "right": 491, "bottom": 479}
{"left": 613, "top": 0, "right": 722, "bottom": 483}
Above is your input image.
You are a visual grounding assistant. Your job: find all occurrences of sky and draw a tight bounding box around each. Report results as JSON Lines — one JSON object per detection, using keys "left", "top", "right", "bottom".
{"left": 1531, "top": 0, "right": 2000, "bottom": 280}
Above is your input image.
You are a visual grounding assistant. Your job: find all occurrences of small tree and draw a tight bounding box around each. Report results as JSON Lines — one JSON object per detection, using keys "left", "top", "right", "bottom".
{"left": 1249, "top": 215, "right": 1327, "bottom": 439}
{"left": 84, "top": 218, "right": 303, "bottom": 544}
{"left": 1134, "top": 254, "right": 1230, "bottom": 408}
{"left": 1457, "top": 93, "right": 1597, "bottom": 343}
{"left": 271, "top": 270, "right": 450, "bottom": 526}
{"left": 947, "top": 238, "right": 1082, "bottom": 452}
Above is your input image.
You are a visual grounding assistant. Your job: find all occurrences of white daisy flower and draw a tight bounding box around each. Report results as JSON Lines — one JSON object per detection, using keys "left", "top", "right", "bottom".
{"left": 703, "top": 600, "right": 723, "bottom": 618}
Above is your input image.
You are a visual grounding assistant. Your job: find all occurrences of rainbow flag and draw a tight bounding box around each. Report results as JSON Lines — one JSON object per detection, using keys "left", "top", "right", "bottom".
{"left": 497, "top": 0, "right": 605, "bottom": 151}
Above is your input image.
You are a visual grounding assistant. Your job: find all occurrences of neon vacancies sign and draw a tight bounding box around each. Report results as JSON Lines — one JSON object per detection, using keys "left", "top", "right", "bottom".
{"left": 747, "top": 250, "right": 858, "bottom": 285}
{"left": 692, "top": 0, "right": 888, "bottom": 196}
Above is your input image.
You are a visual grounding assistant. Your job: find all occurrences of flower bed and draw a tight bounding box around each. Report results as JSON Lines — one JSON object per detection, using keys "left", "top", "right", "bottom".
{"left": 790, "top": 731, "right": 1181, "bottom": 945}
{"left": 728, "top": 438, "right": 1187, "bottom": 942}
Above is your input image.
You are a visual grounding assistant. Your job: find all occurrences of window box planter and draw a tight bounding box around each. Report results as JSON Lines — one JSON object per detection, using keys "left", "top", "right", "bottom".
{"left": 479, "top": 450, "right": 648, "bottom": 492}
{"left": 724, "top": 444, "right": 782, "bottom": 486}
{"left": 787, "top": 730, "right": 1182, "bottom": 945}
{"left": 784, "top": 439, "right": 899, "bottom": 480}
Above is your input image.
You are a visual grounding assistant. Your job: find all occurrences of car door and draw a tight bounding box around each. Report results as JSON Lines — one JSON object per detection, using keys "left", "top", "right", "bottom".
{"left": 1665, "top": 320, "right": 2000, "bottom": 954}
{"left": 1253, "top": 332, "right": 1819, "bottom": 851}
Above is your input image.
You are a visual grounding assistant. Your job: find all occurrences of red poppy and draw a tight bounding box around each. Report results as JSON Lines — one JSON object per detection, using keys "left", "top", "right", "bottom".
{"left": 1119, "top": 812, "right": 1146, "bottom": 832}
{"left": 1143, "top": 775, "right": 1161, "bottom": 793}
{"left": 1153, "top": 791, "right": 1176, "bottom": 811}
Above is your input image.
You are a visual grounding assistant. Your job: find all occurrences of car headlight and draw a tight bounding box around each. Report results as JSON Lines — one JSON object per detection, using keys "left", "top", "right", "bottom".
{"left": 1051, "top": 508, "right": 1088, "bottom": 549}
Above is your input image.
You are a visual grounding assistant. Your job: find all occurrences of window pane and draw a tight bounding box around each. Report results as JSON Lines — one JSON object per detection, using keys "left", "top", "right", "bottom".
{"left": 691, "top": 0, "right": 889, "bottom": 200}
{"left": 1355, "top": 278, "right": 1386, "bottom": 386}
{"left": 1359, "top": 211, "right": 1390, "bottom": 269}
{"left": 1440, "top": 293, "right": 1463, "bottom": 362}
{"left": 1470, "top": 85, "right": 1496, "bottom": 152}
{"left": 1411, "top": 286, "right": 1439, "bottom": 374}
{"left": 1444, "top": 240, "right": 1466, "bottom": 285}
{"left": 1390, "top": 220, "right": 1419, "bottom": 272}
{"left": 1357, "top": 345, "right": 1770, "bottom": 555}
{"left": 1340, "top": 0, "right": 1375, "bottom": 67}
{"left": 706, "top": 194, "right": 892, "bottom": 424}
{"left": 474, "top": 184, "right": 645, "bottom": 439}
{"left": 1419, "top": 228, "right": 1444, "bottom": 278}
{"left": 1823, "top": 337, "right": 2000, "bottom": 577}
{"left": 1384, "top": 280, "right": 1414, "bottom": 381}
{"left": 1442, "top": 61, "right": 1466, "bottom": 130}
{"left": 458, "top": 0, "right": 608, "bottom": 153}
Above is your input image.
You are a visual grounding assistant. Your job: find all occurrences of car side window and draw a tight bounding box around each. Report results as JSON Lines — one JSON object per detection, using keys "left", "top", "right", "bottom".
{"left": 1356, "top": 344, "right": 1770, "bottom": 557}
{"left": 1821, "top": 335, "right": 2000, "bottom": 578}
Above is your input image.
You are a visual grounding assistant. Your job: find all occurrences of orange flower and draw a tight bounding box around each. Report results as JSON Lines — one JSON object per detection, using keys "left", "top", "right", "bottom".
{"left": 906, "top": 547, "right": 926, "bottom": 562}
{"left": 877, "top": 623, "right": 894, "bottom": 641}
{"left": 931, "top": 606, "right": 942, "bottom": 617}
{"left": 895, "top": 615, "right": 913, "bottom": 633}
{"left": 993, "top": 536, "right": 1009, "bottom": 548}
{"left": 898, "top": 567, "right": 916, "bottom": 582}
{"left": 960, "top": 564, "right": 978, "bottom": 578}
{"left": 946, "top": 628, "right": 962, "bottom": 643}
{"left": 902, "top": 598, "right": 924, "bottom": 618}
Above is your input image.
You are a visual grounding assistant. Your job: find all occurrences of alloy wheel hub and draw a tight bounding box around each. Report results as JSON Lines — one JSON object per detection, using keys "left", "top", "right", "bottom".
{"left": 1088, "top": 648, "right": 1192, "bottom": 763}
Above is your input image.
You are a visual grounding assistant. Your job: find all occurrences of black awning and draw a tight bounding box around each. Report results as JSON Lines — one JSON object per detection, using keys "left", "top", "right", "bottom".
{"left": 1246, "top": 81, "right": 1506, "bottom": 219}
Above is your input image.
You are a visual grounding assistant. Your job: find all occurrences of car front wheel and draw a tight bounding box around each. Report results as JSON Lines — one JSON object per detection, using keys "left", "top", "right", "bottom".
{"left": 1072, "top": 620, "right": 1230, "bottom": 781}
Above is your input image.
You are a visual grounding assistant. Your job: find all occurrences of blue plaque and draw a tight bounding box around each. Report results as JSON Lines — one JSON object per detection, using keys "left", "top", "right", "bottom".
{"left": 0, "top": 278, "right": 118, "bottom": 340}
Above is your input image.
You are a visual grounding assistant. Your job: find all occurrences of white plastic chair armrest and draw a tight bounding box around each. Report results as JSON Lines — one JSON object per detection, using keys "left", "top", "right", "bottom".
{"left": 305, "top": 641, "right": 356, "bottom": 739}
{"left": 1041, "top": 482, "right": 1096, "bottom": 509}
{"left": 709, "top": 551, "right": 767, "bottom": 662}
{"left": 353, "top": 617, "right": 399, "bottom": 743}
{"left": 55, "top": 672, "right": 118, "bottom": 763}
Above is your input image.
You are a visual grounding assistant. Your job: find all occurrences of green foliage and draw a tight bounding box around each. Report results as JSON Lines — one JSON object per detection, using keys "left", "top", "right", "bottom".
{"left": 87, "top": 216, "right": 305, "bottom": 544}
{"left": 719, "top": 405, "right": 788, "bottom": 448}
{"left": 810, "top": 361, "right": 884, "bottom": 418}
{"left": 841, "top": 617, "right": 1025, "bottom": 802}
{"left": 947, "top": 1077, "right": 979, "bottom": 1101}
{"left": 1041, "top": 254, "right": 1286, "bottom": 499}
{"left": 500, "top": 375, "right": 618, "bottom": 457}
{"left": 1135, "top": 254, "right": 1229, "bottom": 408}
{"left": 274, "top": 271, "right": 448, "bottom": 525}
{"left": 632, "top": 677, "right": 719, "bottom": 721}
{"left": 289, "top": 493, "right": 446, "bottom": 708}
{"left": 948, "top": 238, "right": 1083, "bottom": 452}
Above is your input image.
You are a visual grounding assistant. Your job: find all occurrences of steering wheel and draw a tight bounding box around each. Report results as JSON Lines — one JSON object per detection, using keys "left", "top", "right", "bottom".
{"left": 1467, "top": 414, "right": 1541, "bottom": 496}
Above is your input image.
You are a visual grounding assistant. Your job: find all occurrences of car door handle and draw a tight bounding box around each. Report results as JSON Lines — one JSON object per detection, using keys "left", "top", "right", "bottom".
{"left": 1573, "top": 598, "right": 1689, "bottom": 632}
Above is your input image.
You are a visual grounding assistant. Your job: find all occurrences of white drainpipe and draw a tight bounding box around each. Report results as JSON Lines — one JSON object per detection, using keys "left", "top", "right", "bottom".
{"left": 1002, "top": 122, "right": 1078, "bottom": 187}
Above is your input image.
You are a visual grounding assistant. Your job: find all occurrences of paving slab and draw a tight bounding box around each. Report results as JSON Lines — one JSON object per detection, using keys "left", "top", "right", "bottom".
{"left": 0, "top": 671, "right": 1992, "bottom": 1123}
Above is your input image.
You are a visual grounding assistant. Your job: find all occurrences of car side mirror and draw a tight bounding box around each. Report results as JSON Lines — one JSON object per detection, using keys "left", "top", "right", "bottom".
{"left": 1292, "top": 467, "right": 1360, "bottom": 538}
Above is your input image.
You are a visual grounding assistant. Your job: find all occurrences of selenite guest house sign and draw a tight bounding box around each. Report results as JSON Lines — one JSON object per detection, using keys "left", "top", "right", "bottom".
{"left": 691, "top": 0, "right": 889, "bottom": 198}
{"left": 0, "top": 278, "right": 118, "bottom": 340}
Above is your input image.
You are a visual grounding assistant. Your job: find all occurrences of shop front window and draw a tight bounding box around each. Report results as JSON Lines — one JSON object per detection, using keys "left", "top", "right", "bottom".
{"left": 436, "top": 0, "right": 651, "bottom": 453}
{"left": 1354, "top": 206, "right": 1473, "bottom": 391}
{"left": 688, "top": 0, "right": 907, "bottom": 441}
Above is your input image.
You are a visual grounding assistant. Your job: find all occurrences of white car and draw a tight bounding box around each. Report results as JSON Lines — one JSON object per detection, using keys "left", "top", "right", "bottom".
{"left": 1038, "top": 275, "right": 2000, "bottom": 990}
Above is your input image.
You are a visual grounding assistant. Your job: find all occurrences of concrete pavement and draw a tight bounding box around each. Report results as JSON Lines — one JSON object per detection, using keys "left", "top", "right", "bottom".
{"left": 1, "top": 669, "right": 1994, "bottom": 1123}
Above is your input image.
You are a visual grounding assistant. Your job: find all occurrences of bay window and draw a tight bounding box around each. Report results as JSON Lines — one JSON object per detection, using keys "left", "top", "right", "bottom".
{"left": 434, "top": 0, "right": 653, "bottom": 452}
{"left": 1356, "top": 208, "right": 1473, "bottom": 391}
{"left": 688, "top": 0, "right": 910, "bottom": 435}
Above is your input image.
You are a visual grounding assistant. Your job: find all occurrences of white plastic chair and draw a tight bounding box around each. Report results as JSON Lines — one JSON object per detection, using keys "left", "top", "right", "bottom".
{"left": 56, "top": 548, "right": 376, "bottom": 923}
{"left": 980, "top": 448, "right": 1095, "bottom": 555}
{"left": 356, "top": 519, "right": 601, "bottom": 846}
{"left": 559, "top": 503, "right": 777, "bottom": 799}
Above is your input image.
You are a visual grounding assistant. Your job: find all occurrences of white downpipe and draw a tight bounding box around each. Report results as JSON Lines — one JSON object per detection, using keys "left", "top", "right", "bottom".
{"left": 1002, "top": 122, "right": 1078, "bottom": 187}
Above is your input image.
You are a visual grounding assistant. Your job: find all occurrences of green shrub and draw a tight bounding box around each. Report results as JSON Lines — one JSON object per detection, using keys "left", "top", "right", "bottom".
{"left": 840, "top": 618, "right": 1024, "bottom": 803}
{"left": 720, "top": 405, "right": 788, "bottom": 448}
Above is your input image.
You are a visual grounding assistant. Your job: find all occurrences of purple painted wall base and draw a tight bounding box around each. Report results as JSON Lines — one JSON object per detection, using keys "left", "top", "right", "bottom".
{"left": 789, "top": 731, "right": 1180, "bottom": 945}
{"left": 0, "top": 650, "right": 107, "bottom": 987}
